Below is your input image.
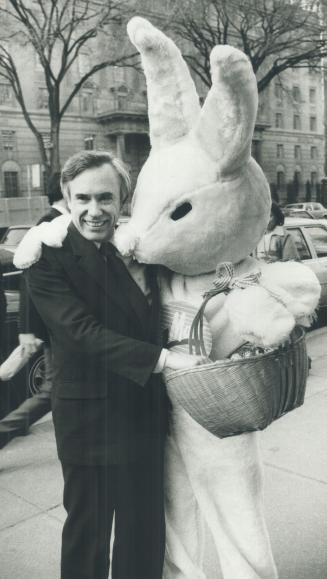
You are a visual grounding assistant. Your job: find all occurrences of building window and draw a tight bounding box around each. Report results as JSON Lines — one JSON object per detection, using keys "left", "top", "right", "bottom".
{"left": 276, "top": 144, "right": 284, "bottom": 158}
{"left": 294, "top": 170, "right": 301, "bottom": 188}
{"left": 293, "top": 114, "right": 301, "bottom": 130}
{"left": 4, "top": 171, "right": 19, "bottom": 197}
{"left": 311, "top": 171, "right": 317, "bottom": 186}
{"left": 310, "top": 146, "right": 318, "bottom": 159}
{"left": 275, "top": 113, "right": 284, "bottom": 128}
{"left": 310, "top": 116, "right": 317, "bottom": 132}
{"left": 309, "top": 87, "right": 316, "bottom": 104}
{"left": 258, "top": 101, "right": 265, "bottom": 117}
{"left": 37, "top": 87, "right": 48, "bottom": 109}
{"left": 292, "top": 85, "right": 300, "bottom": 102}
{"left": 294, "top": 145, "right": 301, "bottom": 160}
{"left": 113, "top": 66, "right": 125, "bottom": 84}
{"left": 277, "top": 171, "right": 285, "bottom": 190}
{"left": 80, "top": 90, "right": 95, "bottom": 114}
{"left": 0, "top": 83, "right": 14, "bottom": 106}
{"left": 31, "top": 164, "right": 41, "bottom": 188}
{"left": 251, "top": 140, "right": 261, "bottom": 163}
{"left": 274, "top": 81, "right": 283, "bottom": 103}
{"left": 78, "top": 53, "right": 90, "bottom": 75}
{"left": 84, "top": 135, "right": 94, "bottom": 150}
{"left": 1, "top": 129, "right": 16, "bottom": 151}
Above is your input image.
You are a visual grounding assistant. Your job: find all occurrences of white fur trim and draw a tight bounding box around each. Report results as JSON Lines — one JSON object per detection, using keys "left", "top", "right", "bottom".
{"left": 226, "top": 286, "right": 295, "bottom": 347}
{"left": 259, "top": 261, "right": 321, "bottom": 319}
{"left": 13, "top": 214, "right": 71, "bottom": 270}
{"left": 114, "top": 221, "right": 139, "bottom": 257}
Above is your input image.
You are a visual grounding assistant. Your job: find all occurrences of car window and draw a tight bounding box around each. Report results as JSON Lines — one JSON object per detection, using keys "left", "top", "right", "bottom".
{"left": 0, "top": 228, "right": 28, "bottom": 246}
{"left": 288, "top": 211, "right": 313, "bottom": 219}
{"left": 285, "top": 228, "right": 312, "bottom": 260}
{"left": 305, "top": 226, "right": 327, "bottom": 258}
{"left": 312, "top": 203, "right": 323, "bottom": 210}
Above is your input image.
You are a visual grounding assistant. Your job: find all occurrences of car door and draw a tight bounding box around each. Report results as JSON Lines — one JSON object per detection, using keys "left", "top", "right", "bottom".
{"left": 303, "top": 225, "right": 327, "bottom": 308}
{"left": 284, "top": 224, "right": 327, "bottom": 309}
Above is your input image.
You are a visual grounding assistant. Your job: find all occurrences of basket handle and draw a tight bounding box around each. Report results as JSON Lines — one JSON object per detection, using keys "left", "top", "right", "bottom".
{"left": 188, "top": 262, "right": 261, "bottom": 357}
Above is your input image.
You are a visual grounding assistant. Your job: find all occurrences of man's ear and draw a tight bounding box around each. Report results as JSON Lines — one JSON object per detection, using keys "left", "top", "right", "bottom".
{"left": 63, "top": 189, "right": 71, "bottom": 211}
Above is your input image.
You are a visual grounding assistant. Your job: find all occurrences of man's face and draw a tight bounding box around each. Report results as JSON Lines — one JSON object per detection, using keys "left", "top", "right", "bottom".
{"left": 68, "top": 163, "right": 121, "bottom": 243}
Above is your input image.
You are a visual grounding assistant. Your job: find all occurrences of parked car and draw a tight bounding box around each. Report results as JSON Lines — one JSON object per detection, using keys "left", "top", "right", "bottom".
{"left": 284, "top": 202, "right": 327, "bottom": 220}
{"left": 0, "top": 225, "right": 32, "bottom": 271}
{"left": 284, "top": 217, "right": 327, "bottom": 312}
{"left": 0, "top": 224, "right": 31, "bottom": 252}
{"left": 283, "top": 209, "right": 315, "bottom": 220}
{"left": 1, "top": 254, "right": 45, "bottom": 419}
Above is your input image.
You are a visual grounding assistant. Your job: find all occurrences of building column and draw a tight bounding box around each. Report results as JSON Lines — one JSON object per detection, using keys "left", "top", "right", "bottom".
{"left": 116, "top": 134, "right": 126, "bottom": 161}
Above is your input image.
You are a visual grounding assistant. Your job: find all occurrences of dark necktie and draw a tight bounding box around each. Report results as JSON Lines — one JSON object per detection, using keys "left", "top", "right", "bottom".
{"left": 99, "top": 242, "right": 150, "bottom": 318}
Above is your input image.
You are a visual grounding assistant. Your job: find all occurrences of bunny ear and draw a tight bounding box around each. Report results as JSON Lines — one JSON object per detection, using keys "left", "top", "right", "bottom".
{"left": 195, "top": 45, "right": 258, "bottom": 175}
{"left": 127, "top": 17, "right": 201, "bottom": 149}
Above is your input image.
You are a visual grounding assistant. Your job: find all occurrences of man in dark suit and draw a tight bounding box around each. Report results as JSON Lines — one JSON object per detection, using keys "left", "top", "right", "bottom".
{"left": 25, "top": 150, "right": 203, "bottom": 579}
{"left": 0, "top": 174, "right": 68, "bottom": 448}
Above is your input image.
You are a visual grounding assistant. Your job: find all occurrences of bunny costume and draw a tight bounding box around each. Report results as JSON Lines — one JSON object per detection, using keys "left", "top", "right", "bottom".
{"left": 14, "top": 17, "right": 320, "bottom": 579}
{"left": 115, "top": 19, "right": 319, "bottom": 579}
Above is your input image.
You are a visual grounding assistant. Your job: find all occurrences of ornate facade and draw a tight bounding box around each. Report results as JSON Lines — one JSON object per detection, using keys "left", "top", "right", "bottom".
{"left": 0, "top": 0, "right": 325, "bottom": 226}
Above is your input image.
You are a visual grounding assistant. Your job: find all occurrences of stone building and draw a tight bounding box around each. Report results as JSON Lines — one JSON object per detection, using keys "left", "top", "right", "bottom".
{"left": 257, "top": 66, "right": 325, "bottom": 204}
{"left": 0, "top": 0, "right": 325, "bottom": 226}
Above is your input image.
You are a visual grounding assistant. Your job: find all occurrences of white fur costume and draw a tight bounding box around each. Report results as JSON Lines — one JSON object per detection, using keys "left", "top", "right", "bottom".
{"left": 14, "top": 17, "right": 320, "bottom": 579}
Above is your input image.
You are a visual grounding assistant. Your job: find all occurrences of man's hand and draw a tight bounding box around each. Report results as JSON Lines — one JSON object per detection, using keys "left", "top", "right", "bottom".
{"left": 165, "top": 350, "right": 209, "bottom": 371}
{"left": 18, "top": 333, "right": 43, "bottom": 356}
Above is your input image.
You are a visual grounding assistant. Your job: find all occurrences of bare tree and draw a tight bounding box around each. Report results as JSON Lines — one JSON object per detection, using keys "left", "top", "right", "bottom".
{"left": 168, "top": 0, "right": 326, "bottom": 93}
{"left": 0, "top": 0, "right": 137, "bottom": 181}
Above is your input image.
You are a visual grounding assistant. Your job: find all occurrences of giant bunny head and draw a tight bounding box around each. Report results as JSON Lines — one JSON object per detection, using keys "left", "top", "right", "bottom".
{"left": 115, "top": 17, "right": 271, "bottom": 276}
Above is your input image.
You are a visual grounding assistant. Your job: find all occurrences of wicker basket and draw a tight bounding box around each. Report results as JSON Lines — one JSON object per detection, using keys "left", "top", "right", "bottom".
{"left": 163, "top": 263, "right": 309, "bottom": 438}
{"left": 164, "top": 326, "right": 308, "bottom": 438}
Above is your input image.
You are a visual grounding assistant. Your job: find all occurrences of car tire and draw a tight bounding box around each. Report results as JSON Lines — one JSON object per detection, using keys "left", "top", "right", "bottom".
{"left": 28, "top": 352, "right": 46, "bottom": 396}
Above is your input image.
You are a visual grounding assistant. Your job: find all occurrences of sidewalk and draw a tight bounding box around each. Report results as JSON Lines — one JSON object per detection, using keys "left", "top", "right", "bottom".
{"left": 0, "top": 328, "right": 327, "bottom": 579}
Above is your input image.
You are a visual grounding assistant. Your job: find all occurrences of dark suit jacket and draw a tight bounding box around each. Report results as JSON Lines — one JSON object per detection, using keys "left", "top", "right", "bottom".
{"left": 26, "top": 223, "right": 167, "bottom": 466}
{"left": 19, "top": 207, "right": 62, "bottom": 341}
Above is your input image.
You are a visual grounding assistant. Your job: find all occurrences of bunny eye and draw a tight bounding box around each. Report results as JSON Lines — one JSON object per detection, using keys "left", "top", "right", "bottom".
{"left": 170, "top": 202, "right": 192, "bottom": 221}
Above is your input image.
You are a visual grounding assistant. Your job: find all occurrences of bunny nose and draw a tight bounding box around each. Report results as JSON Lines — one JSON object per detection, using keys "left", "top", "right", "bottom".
{"left": 114, "top": 222, "right": 139, "bottom": 257}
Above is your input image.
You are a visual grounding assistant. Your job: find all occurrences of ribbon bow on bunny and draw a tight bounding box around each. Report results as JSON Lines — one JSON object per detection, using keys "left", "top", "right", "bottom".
{"left": 208, "top": 262, "right": 261, "bottom": 295}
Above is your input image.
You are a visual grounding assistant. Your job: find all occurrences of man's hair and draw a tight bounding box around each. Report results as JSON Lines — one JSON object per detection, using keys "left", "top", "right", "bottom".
{"left": 61, "top": 150, "right": 131, "bottom": 204}
{"left": 47, "top": 172, "right": 63, "bottom": 205}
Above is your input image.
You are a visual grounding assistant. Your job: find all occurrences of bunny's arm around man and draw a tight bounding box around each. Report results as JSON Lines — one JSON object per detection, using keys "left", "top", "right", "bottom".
{"left": 24, "top": 223, "right": 168, "bottom": 467}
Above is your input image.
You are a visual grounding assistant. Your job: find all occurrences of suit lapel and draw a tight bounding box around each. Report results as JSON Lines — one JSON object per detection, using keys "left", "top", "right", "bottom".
{"left": 115, "top": 259, "right": 151, "bottom": 331}
{"left": 65, "top": 224, "right": 150, "bottom": 331}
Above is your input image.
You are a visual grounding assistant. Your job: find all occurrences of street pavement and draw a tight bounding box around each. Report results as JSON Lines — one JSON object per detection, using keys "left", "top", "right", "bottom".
{"left": 0, "top": 327, "right": 327, "bottom": 579}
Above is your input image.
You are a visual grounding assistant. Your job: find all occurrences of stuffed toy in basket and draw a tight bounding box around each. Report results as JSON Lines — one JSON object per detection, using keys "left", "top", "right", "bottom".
{"left": 14, "top": 17, "right": 320, "bottom": 579}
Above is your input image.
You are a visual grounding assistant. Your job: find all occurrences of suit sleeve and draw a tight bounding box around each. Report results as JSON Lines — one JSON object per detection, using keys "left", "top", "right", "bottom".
{"left": 18, "top": 274, "right": 49, "bottom": 341}
{"left": 25, "top": 251, "right": 162, "bottom": 387}
{"left": 18, "top": 207, "right": 62, "bottom": 339}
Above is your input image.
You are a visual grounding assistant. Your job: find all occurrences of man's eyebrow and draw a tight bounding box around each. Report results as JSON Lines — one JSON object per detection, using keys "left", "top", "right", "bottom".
{"left": 74, "top": 191, "right": 114, "bottom": 196}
